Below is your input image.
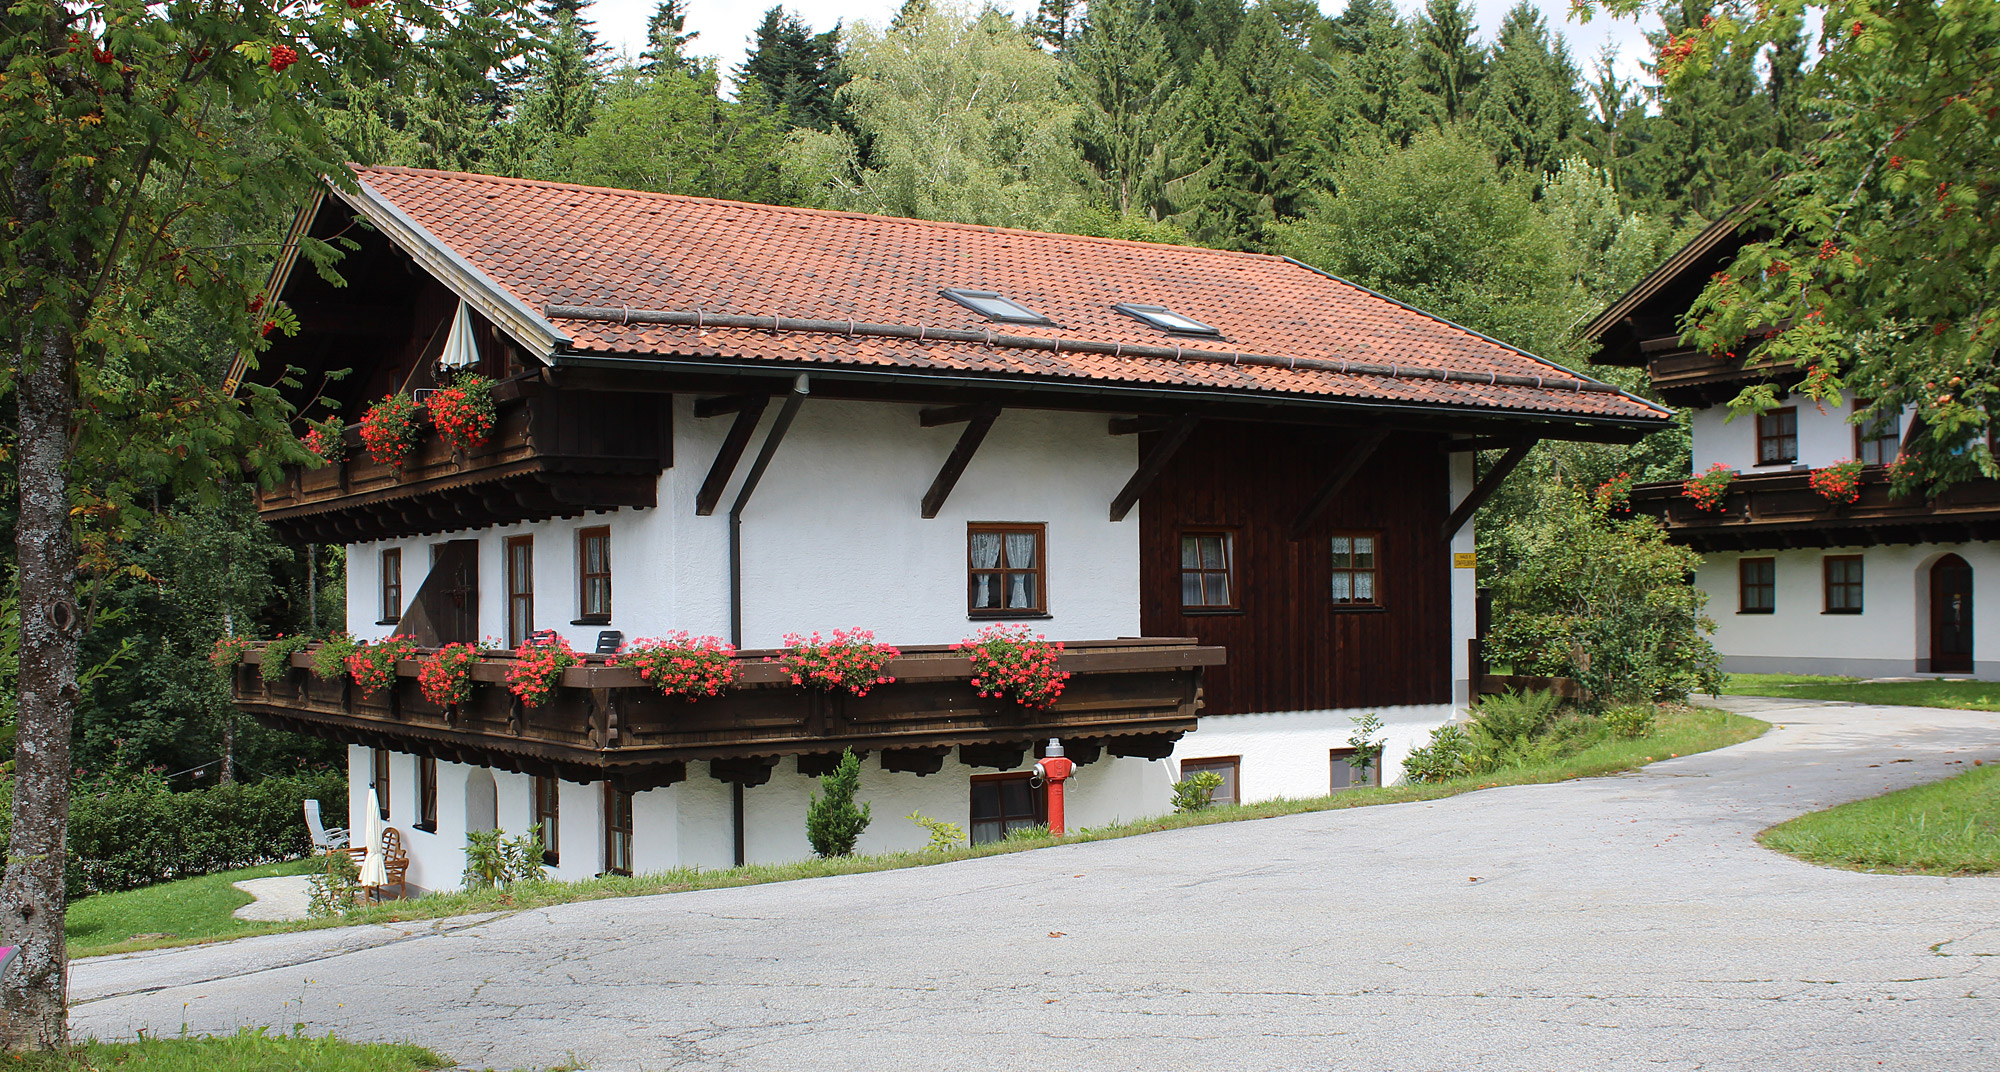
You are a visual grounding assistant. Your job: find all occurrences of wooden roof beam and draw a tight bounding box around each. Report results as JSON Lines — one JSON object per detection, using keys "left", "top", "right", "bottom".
{"left": 695, "top": 395, "right": 770, "bottom": 516}
{"left": 920, "top": 406, "right": 999, "bottom": 519}
{"left": 919, "top": 403, "right": 995, "bottom": 427}
{"left": 1291, "top": 428, "right": 1391, "bottom": 540}
{"left": 1109, "top": 417, "right": 1198, "bottom": 523}
{"left": 1444, "top": 440, "right": 1536, "bottom": 540}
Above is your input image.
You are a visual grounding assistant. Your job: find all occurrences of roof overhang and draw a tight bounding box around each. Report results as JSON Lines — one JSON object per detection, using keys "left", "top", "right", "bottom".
{"left": 330, "top": 170, "right": 572, "bottom": 361}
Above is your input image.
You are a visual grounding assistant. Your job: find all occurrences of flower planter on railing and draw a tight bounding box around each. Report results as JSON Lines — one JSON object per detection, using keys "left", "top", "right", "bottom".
{"left": 231, "top": 637, "right": 1223, "bottom": 783}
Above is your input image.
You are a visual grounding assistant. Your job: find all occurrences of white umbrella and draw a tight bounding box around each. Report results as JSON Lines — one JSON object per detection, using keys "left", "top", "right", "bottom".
{"left": 359, "top": 788, "right": 388, "bottom": 892}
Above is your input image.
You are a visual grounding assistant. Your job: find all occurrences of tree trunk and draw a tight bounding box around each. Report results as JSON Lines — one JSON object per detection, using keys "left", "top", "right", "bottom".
{"left": 219, "top": 716, "right": 236, "bottom": 786}
{"left": 1, "top": 165, "right": 80, "bottom": 1052}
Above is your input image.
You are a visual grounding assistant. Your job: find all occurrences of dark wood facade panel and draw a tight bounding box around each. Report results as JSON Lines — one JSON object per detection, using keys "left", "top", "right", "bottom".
{"left": 1139, "top": 422, "right": 1451, "bottom": 715}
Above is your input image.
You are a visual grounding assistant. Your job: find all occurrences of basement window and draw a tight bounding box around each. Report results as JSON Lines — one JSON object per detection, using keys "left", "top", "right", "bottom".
{"left": 1114, "top": 302, "right": 1221, "bottom": 337}
{"left": 941, "top": 288, "right": 1054, "bottom": 326}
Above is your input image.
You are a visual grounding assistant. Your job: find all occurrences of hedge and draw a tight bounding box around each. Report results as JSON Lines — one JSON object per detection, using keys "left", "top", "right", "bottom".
{"left": 0, "top": 770, "right": 347, "bottom": 899}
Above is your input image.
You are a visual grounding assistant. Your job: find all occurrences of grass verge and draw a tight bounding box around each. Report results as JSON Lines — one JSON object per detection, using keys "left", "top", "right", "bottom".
{"left": 74, "top": 705, "right": 1764, "bottom": 959}
{"left": 1759, "top": 762, "right": 2000, "bottom": 875}
{"left": 8, "top": 1027, "right": 449, "bottom": 1072}
{"left": 65, "top": 857, "right": 318, "bottom": 958}
{"left": 1721, "top": 672, "right": 2000, "bottom": 711}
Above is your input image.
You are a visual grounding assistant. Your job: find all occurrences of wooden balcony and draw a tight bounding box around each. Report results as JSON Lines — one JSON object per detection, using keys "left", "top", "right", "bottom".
{"left": 256, "top": 374, "right": 669, "bottom": 544}
{"left": 1627, "top": 470, "right": 2000, "bottom": 551}
{"left": 233, "top": 638, "right": 1221, "bottom": 788}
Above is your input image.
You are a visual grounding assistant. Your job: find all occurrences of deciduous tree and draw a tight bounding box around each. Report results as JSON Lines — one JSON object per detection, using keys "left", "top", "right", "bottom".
{"left": 0, "top": 0, "right": 443, "bottom": 1048}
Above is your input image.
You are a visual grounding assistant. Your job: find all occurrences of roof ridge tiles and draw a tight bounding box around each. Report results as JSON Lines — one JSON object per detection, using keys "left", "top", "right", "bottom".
{"left": 350, "top": 163, "right": 1286, "bottom": 264}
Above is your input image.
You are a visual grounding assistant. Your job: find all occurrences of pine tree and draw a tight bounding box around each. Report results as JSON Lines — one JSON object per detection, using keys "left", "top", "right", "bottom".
{"left": 641, "top": 0, "right": 699, "bottom": 77}
{"left": 1623, "top": 0, "right": 1779, "bottom": 221}
{"left": 1168, "top": 6, "right": 1309, "bottom": 251}
{"left": 805, "top": 750, "right": 871, "bottom": 857}
{"left": 1414, "top": 0, "right": 1485, "bottom": 127}
{"left": 1154, "top": 0, "right": 1247, "bottom": 70}
{"left": 737, "top": 7, "right": 847, "bottom": 133}
{"left": 537, "top": 0, "right": 602, "bottom": 57}
{"left": 1582, "top": 45, "right": 1642, "bottom": 195}
{"left": 512, "top": 10, "right": 602, "bottom": 177}
{"left": 1066, "top": 0, "right": 1178, "bottom": 217}
{"left": 1473, "top": 1, "right": 1587, "bottom": 178}
{"left": 1031, "top": 0, "right": 1081, "bottom": 51}
{"left": 1324, "top": 0, "right": 1392, "bottom": 54}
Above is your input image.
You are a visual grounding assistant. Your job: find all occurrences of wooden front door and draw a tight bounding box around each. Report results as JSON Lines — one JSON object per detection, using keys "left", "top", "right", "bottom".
{"left": 1931, "top": 554, "right": 1974, "bottom": 673}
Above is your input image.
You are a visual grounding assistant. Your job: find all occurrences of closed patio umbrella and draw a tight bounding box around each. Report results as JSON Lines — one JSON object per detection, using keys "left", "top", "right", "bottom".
{"left": 359, "top": 788, "right": 388, "bottom": 894}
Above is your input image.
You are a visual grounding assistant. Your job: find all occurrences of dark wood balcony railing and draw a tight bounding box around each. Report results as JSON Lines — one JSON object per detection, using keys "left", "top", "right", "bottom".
{"left": 1627, "top": 470, "right": 2000, "bottom": 551}
{"left": 256, "top": 375, "right": 668, "bottom": 544}
{"left": 233, "top": 638, "right": 1221, "bottom": 789}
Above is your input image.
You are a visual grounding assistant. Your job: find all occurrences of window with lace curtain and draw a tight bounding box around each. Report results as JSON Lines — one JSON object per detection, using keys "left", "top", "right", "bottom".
{"left": 968, "top": 523, "right": 1046, "bottom": 616}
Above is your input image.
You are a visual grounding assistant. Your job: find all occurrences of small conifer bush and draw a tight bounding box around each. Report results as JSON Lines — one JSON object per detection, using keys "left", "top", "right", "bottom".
{"left": 805, "top": 749, "right": 871, "bottom": 857}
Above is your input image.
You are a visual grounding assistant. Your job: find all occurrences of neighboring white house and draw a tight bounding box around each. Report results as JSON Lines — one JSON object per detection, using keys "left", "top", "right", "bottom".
{"left": 233, "top": 166, "right": 1669, "bottom": 892}
{"left": 1587, "top": 218, "right": 1996, "bottom": 679}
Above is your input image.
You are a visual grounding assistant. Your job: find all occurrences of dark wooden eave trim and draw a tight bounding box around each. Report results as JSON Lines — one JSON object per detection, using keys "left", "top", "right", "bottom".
{"left": 921, "top": 406, "right": 1000, "bottom": 519}
{"left": 1582, "top": 208, "right": 1754, "bottom": 344}
{"left": 1444, "top": 441, "right": 1535, "bottom": 539}
{"left": 1110, "top": 417, "right": 1198, "bottom": 523}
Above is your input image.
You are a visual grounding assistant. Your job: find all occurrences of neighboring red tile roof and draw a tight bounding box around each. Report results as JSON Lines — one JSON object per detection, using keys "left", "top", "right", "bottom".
{"left": 351, "top": 166, "right": 1669, "bottom": 424}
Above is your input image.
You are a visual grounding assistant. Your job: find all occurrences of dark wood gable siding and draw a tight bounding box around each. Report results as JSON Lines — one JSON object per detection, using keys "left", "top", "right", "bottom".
{"left": 1139, "top": 423, "right": 1451, "bottom": 715}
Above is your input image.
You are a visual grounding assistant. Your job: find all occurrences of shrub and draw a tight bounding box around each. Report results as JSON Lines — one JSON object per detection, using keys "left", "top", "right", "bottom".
{"left": 615, "top": 631, "right": 736, "bottom": 700}
{"left": 1402, "top": 724, "right": 1472, "bottom": 783}
{"left": 0, "top": 769, "right": 348, "bottom": 899}
{"left": 1171, "top": 770, "right": 1225, "bottom": 813}
{"left": 463, "top": 829, "right": 548, "bottom": 888}
{"left": 307, "top": 847, "right": 360, "bottom": 918}
{"left": 1603, "top": 704, "right": 1658, "bottom": 739}
{"left": 311, "top": 633, "right": 358, "bottom": 680}
{"left": 805, "top": 749, "right": 872, "bottom": 857}
{"left": 954, "top": 624, "right": 1069, "bottom": 708}
{"left": 1482, "top": 488, "right": 1724, "bottom": 703}
{"left": 259, "top": 632, "right": 313, "bottom": 684}
{"left": 1470, "top": 689, "right": 1563, "bottom": 742}
{"left": 776, "top": 628, "right": 901, "bottom": 698}
{"left": 906, "top": 810, "right": 964, "bottom": 852}
{"left": 1347, "top": 713, "right": 1385, "bottom": 785}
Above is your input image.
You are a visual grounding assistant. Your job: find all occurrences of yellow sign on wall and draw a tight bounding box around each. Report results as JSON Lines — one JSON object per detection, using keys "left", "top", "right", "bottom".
{"left": 1452, "top": 552, "right": 1477, "bottom": 569}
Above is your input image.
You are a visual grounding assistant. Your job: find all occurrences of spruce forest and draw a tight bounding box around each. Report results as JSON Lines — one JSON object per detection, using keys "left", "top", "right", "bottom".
{"left": 0, "top": 0, "right": 1816, "bottom": 783}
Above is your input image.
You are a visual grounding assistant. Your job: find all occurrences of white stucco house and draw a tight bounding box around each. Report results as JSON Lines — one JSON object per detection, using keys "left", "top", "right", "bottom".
{"left": 230, "top": 166, "right": 1668, "bottom": 892}
{"left": 1587, "top": 217, "right": 1996, "bottom": 678}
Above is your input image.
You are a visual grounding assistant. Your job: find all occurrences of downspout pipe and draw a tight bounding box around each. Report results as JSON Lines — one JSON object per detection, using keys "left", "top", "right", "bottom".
{"left": 729, "top": 374, "right": 810, "bottom": 649}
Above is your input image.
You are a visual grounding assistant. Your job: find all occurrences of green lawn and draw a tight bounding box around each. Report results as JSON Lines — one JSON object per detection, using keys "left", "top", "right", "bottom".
{"left": 71, "top": 705, "right": 1763, "bottom": 959}
{"left": 66, "top": 857, "right": 319, "bottom": 958}
{"left": 11, "top": 1028, "right": 449, "bottom": 1072}
{"left": 1760, "top": 762, "right": 2000, "bottom": 875}
{"left": 1721, "top": 672, "right": 2000, "bottom": 711}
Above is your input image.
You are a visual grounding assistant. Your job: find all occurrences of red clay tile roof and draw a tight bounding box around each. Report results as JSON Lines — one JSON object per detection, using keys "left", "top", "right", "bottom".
{"left": 350, "top": 165, "right": 1669, "bottom": 425}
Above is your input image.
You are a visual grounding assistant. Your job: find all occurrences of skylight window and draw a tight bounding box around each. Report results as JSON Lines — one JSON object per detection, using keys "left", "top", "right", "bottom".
{"left": 941, "top": 288, "right": 1054, "bottom": 326}
{"left": 1115, "top": 303, "right": 1221, "bottom": 337}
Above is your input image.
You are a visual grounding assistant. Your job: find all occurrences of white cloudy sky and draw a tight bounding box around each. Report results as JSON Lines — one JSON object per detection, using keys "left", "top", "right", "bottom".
{"left": 579, "top": 1, "right": 1667, "bottom": 88}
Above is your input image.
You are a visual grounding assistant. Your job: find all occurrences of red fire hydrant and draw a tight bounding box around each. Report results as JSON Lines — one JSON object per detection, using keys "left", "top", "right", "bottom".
{"left": 1033, "top": 738, "right": 1075, "bottom": 835}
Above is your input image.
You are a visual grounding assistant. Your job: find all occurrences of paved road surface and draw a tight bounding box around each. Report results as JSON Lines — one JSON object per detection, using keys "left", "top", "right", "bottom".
{"left": 72, "top": 697, "right": 2000, "bottom": 1071}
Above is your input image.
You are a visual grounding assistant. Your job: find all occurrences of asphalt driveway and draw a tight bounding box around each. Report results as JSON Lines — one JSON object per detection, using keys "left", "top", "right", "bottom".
{"left": 72, "top": 697, "right": 2000, "bottom": 1071}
